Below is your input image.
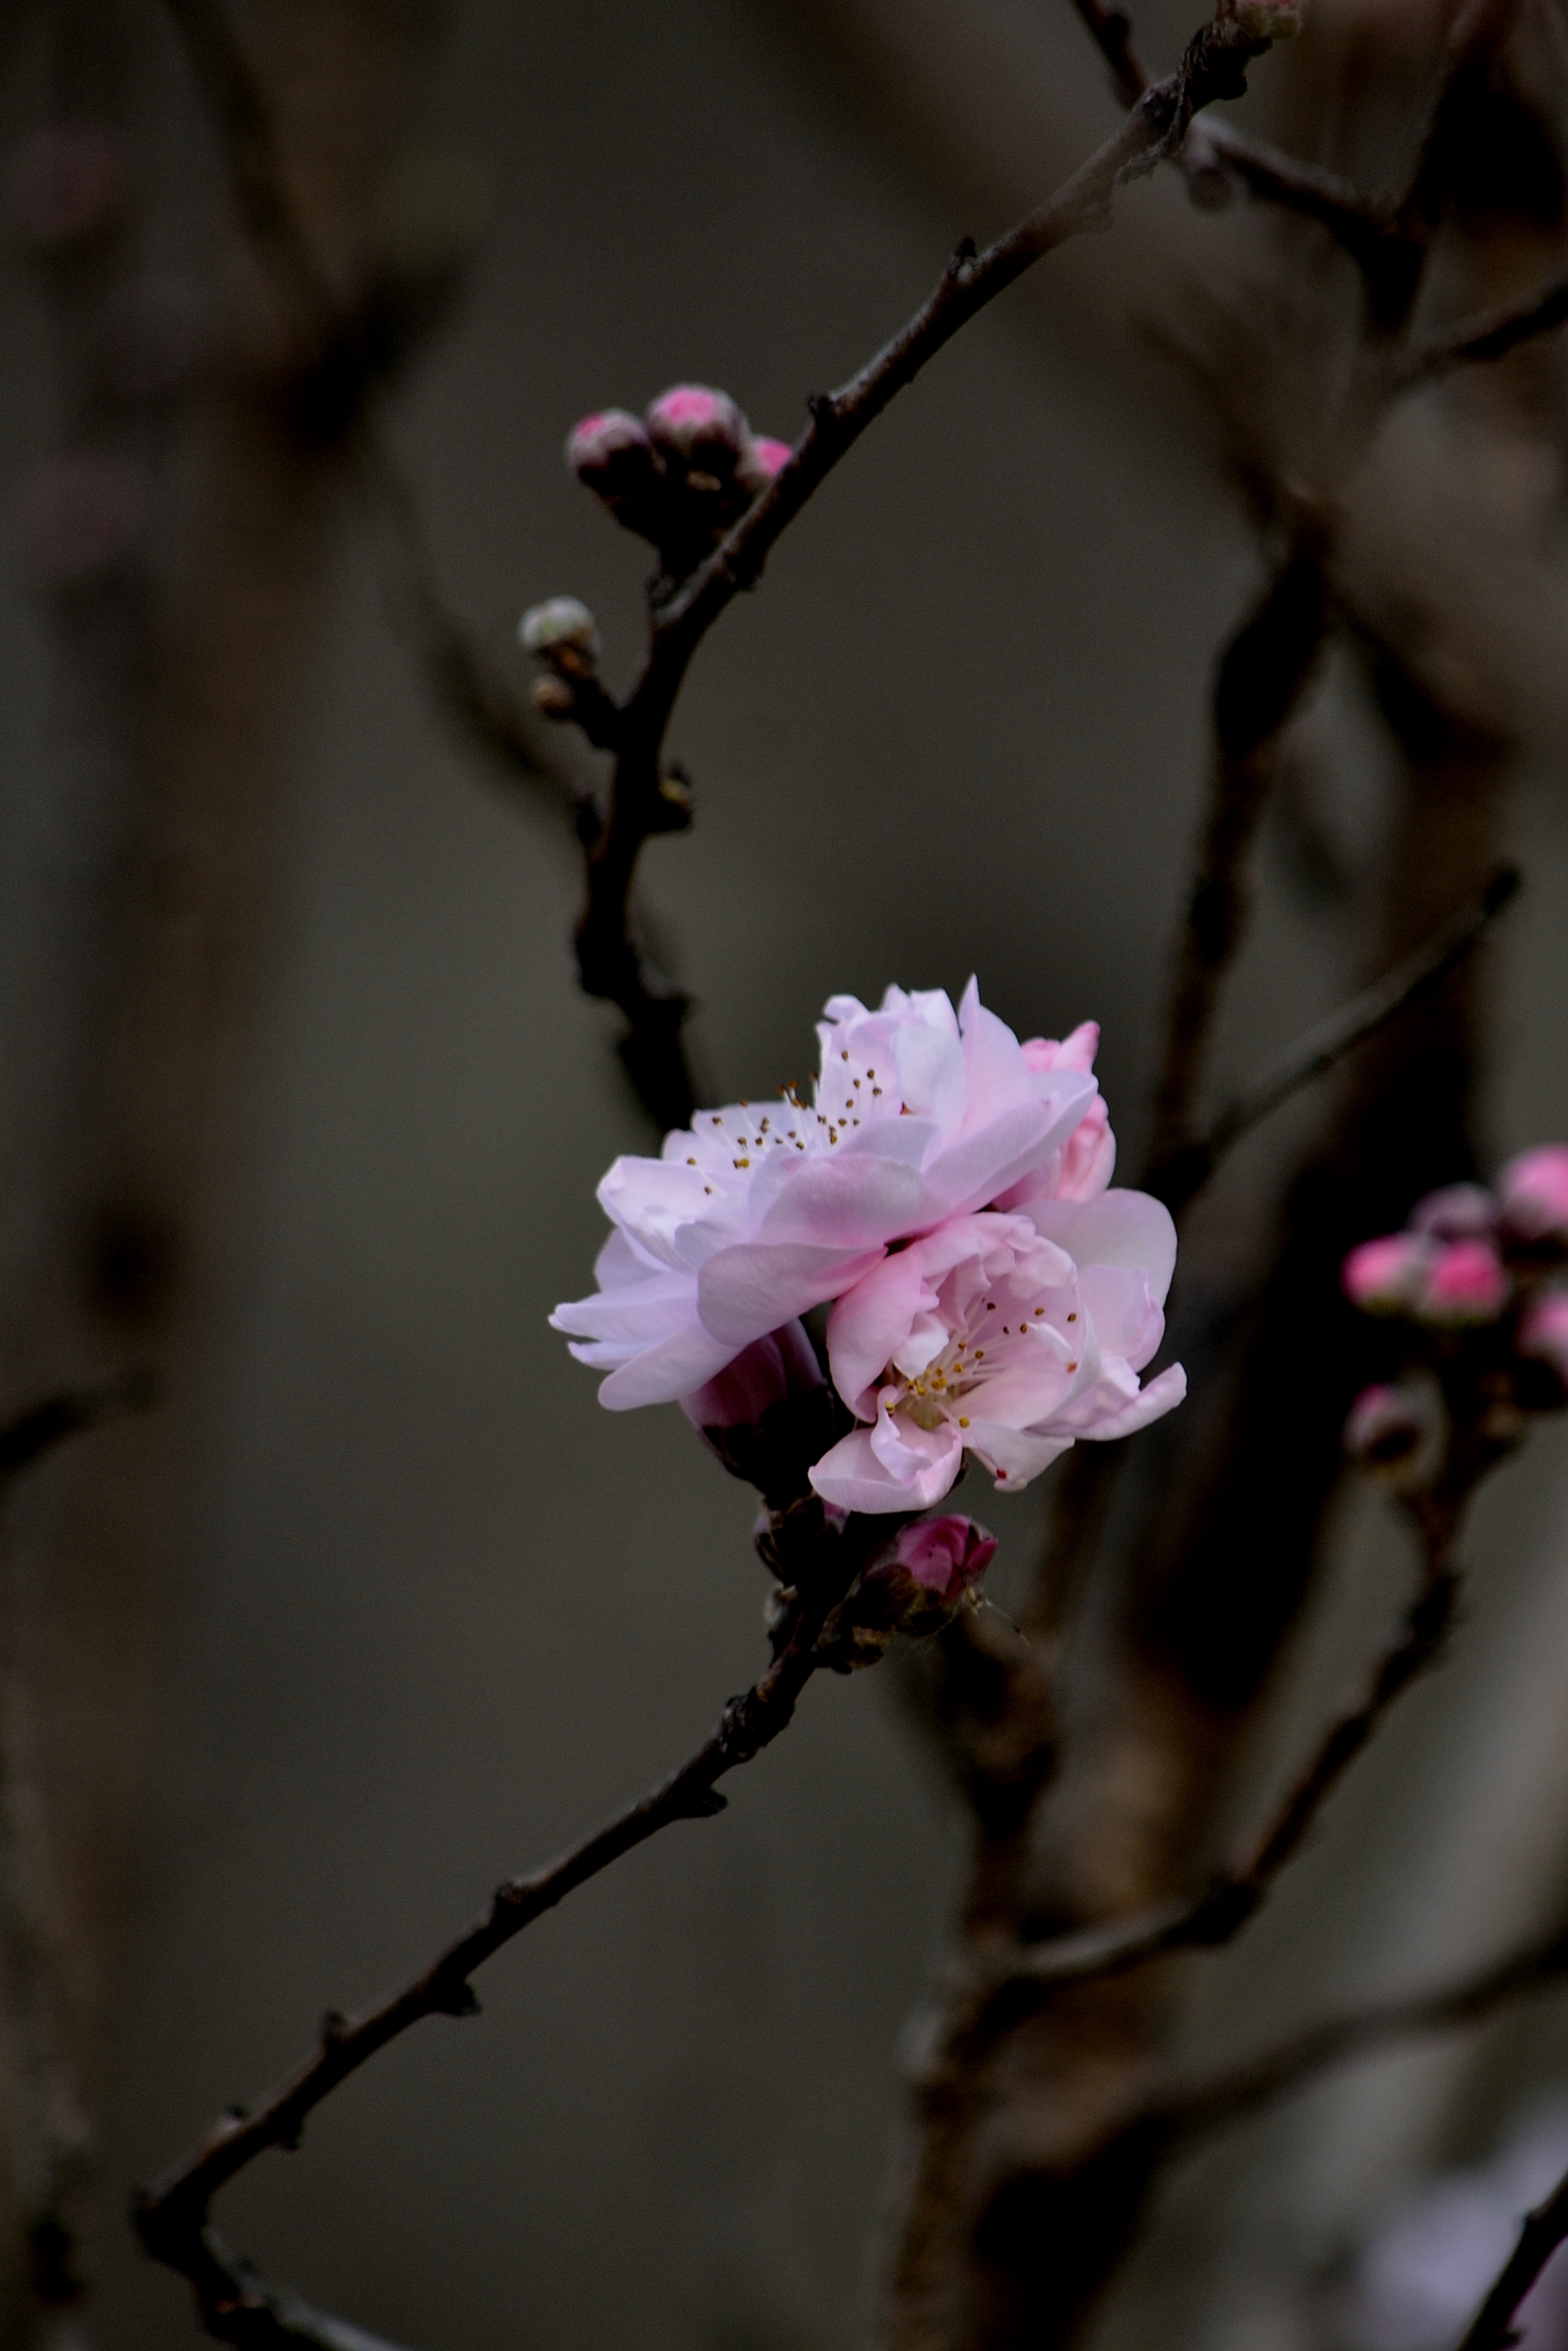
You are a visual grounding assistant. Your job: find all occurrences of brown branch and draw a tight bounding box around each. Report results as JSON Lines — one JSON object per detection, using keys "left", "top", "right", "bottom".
{"left": 1146, "top": 518, "right": 1333, "bottom": 1169}
{"left": 1151, "top": 864, "right": 1521, "bottom": 1213}
{"left": 0, "top": 1372, "right": 157, "bottom": 1486}
{"left": 356, "top": 442, "right": 565, "bottom": 810}
{"left": 1000, "top": 1507, "right": 1463, "bottom": 2001}
{"left": 571, "top": 7, "right": 1294, "bottom": 1131}
{"left": 1456, "top": 2165, "right": 1568, "bottom": 2351}
{"left": 1402, "top": 269, "right": 1568, "bottom": 383}
{"left": 1066, "top": 0, "right": 1396, "bottom": 261}
{"left": 135, "top": 1504, "right": 902, "bottom": 2348}
{"left": 1162, "top": 1909, "right": 1568, "bottom": 2146}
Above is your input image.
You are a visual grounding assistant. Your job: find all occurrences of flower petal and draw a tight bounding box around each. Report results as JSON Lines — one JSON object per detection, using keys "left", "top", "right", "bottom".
{"left": 698, "top": 1240, "right": 886, "bottom": 1349}
{"left": 1027, "top": 1189, "right": 1178, "bottom": 1303}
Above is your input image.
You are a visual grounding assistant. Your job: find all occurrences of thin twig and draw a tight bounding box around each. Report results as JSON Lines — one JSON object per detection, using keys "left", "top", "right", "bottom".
{"left": 1400, "top": 269, "right": 1568, "bottom": 383}
{"left": 1000, "top": 1514, "right": 1463, "bottom": 2000}
{"left": 571, "top": 8, "right": 1294, "bottom": 1130}
{"left": 0, "top": 1371, "right": 158, "bottom": 1486}
{"left": 1151, "top": 865, "right": 1521, "bottom": 1213}
{"left": 136, "top": 1507, "right": 898, "bottom": 2347}
{"left": 357, "top": 441, "right": 565, "bottom": 808}
{"left": 1455, "top": 2164, "right": 1568, "bottom": 2351}
{"left": 1146, "top": 517, "right": 1333, "bottom": 1170}
{"left": 1065, "top": 0, "right": 1395, "bottom": 261}
{"left": 1162, "top": 1908, "right": 1568, "bottom": 2145}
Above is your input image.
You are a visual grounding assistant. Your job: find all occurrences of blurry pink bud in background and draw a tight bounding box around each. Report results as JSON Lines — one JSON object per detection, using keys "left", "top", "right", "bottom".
{"left": 737, "top": 435, "right": 792, "bottom": 495}
{"left": 1417, "top": 1238, "right": 1510, "bottom": 1326}
{"left": 565, "top": 408, "right": 661, "bottom": 502}
{"left": 1409, "top": 1183, "right": 1498, "bottom": 1241}
{"left": 645, "top": 383, "right": 749, "bottom": 468}
{"left": 1500, "top": 1146, "right": 1568, "bottom": 1244}
{"left": 1342, "top": 1232, "right": 1429, "bottom": 1315}
{"left": 1519, "top": 1292, "right": 1568, "bottom": 1388}
{"left": 681, "top": 1319, "right": 822, "bottom": 1433}
{"left": 878, "top": 1515, "right": 997, "bottom": 1607}
{"left": 17, "top": 449, "right": 145, "bottom": 583}
{"left": 9, "top": 121, "right": 129, "bottom": 249}
{"left": 1344, "top": 1382, "right": 1442, "bottom": 1483}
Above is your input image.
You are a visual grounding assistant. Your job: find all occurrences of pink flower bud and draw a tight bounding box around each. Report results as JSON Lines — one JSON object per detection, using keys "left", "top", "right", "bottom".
{"left": 849, "top": 1514, "right": 999, "bottom": 1640}
{"left": 1344, "top": 1382, "right": 1442, "bottom": 1483}
{"left": 9, "top": 122, "right": 129, "bottom": 250}
{"left": 645, "top": 384, "right": 748, "bottom": 469}
{"left": 1416, "top": 1238, "right": 1510, "bottom": 1326}
{"left": 1342, "top": 1232, "right": 1429, "bottom": 1315}
{"left": 1499, "top": 1146, "right": 1568, "bottom": 1246}
{"left": 1409, "top": 1183, "right": 1498, "bottom": 1241}
{"left": 681, "top": 1320, "right": 822, "bottom": 1433}
{"left": 1021, "top": 1022, "right": 1101, "bottom": 1077}
{"left": 1519, "top": 1292, "right": 1568, "bottom": 1388}
{"left": 883, "top": 1515, "right": 998, "bottom": 1605}
{"left": 566, "top": 407, "right": 652, "bottom": 477}
{"left": 736, "top": 435, "right": 792, "bottom": 495}
{"left": 17, "top": 449, "right": 145, "bottom": 582}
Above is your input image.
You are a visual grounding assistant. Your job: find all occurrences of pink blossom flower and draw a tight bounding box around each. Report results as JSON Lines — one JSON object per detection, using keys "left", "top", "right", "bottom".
{"left": 1007, "top": 1022, "right": 1115, "bottom": 1202}
{"left": 552, "top": 979, "right": 1103, "bottom": 1411}
{"left": 880, "top": 1515, "right": 997, "bottom": 1602}
{"left": 1500, "top": 1146, "right": 1568, "bottom": 1245}
{"left": 1342, "top": 1232, "right": 1430, "bottom": 1315}
{"left": 679, "top": 1320, "right": 822, "bottom": 1432}
{"left": 1416, "top": 1237, "right": 1509, "bottom": 1326}
{"left": 1519, "top": 1292, "right": 1568, "bottom": 1386}
{"left": 807, "top": 1196, "right": 1184, "bottom": 1512}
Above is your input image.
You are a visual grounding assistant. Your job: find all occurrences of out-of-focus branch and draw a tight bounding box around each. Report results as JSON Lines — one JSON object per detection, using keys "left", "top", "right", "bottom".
{"left": 1402, "top": 269, "right": 1568, "bottom": 380}
{"left": 998, "top": 1504, "right": 1463, "bottom": 2000}
{"left": 1066, "top": 0, "right": 1395, "bottom": 260}
{"left": 1153, "top": 865, "right": 1521, "bottom": 1213}
{"left": 1146, "top": 520, "right": 1333, "bottom": 1168}
{"left": 0, "top": 1372, "right": 155, "bottom": 2335}
{"left": 136, "top": 1502, "right": 903, "bottom": 2349}
{"left": 1162, "top": 1908, "right": 1568, "bottom": 2144}
{"left": 359, "top": 443, "right": 566, "bottom": 811}
{"left": 1455, "top": 2163, "right": 1568, "bottom": 2351}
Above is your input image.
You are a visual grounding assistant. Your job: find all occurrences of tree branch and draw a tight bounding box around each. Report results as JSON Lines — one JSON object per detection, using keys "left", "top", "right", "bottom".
{"left": 1151, "top": 864, "right": 1521, "bottom": 1213}
{"left": 1000, "top": 1504, "right": 1464, "bottom": 2002}
{"left": 1162, "top": 1909, "right": 1568, "bottom": 2146}
{"left": 1402, "top": 269, "right": 1568, "bottom": 383}
{"left": 136, "top": 1504, "right": 900, "bottom": 2347}
{"left": 571, "top": 7, "right": 1294, "bottom": 1130}
{"left": 1456, "top": 2164, "right": 1568, "bottom": 2351}
{"left": 1065, "top": 0, "right": 1395, "bottom": 262}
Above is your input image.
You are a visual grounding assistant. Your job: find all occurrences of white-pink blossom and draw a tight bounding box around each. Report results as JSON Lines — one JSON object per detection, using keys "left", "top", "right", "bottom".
{"left": 551, "top": 980, "right": 1108, "bottom": 1412}
{"left": 808, "top": 1197, "right": 1184, "bottom": 1513}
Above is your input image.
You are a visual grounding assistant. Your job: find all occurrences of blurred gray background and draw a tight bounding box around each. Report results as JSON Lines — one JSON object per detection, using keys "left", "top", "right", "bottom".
{"left": 4, "top": 1, "right": 1568, "bottom": 2347}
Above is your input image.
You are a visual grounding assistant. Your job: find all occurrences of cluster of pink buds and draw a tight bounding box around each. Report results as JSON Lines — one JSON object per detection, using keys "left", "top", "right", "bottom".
{"left": 1341, "top": 1147, "right": 1568, "bottom": 1483}
{"left": 566, "top": 384, "right": 791, "bottom": 584}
